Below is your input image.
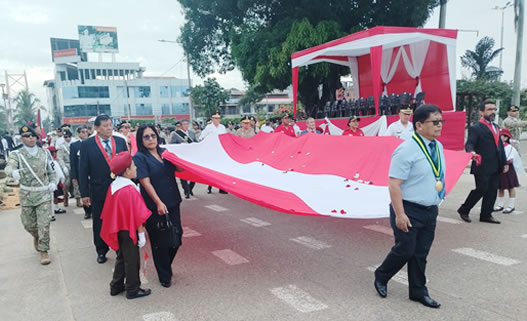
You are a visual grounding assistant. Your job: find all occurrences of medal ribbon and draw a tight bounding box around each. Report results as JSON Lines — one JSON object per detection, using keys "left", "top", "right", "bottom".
{"left": 412, "top": 133, "right": 441, "bottom": 179}
{"left": 95, "top": 136, "right": 116, "bottom": 167}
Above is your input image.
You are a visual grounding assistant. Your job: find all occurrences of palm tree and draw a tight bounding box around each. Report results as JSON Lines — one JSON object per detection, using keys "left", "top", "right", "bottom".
{"left": 461, "top": 36, "right": 504, "bottom": 81}
{"left": 13, "top": 90, "right": 39, "bottom": 127}
{"left": 0, "top": 104, "right": 7, "bottom": 132}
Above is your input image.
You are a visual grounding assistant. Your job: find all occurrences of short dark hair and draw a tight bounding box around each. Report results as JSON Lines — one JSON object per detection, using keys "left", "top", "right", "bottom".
{"left": 412, "top": 104, "right": 442, "bottom": 130}
{"left": 63, "top": 129, "right": 73, "bottom": 137}
{"left": 136, "top": 124, "right": 162, "bottom": 155}
{"left": 76, "top": 126, "right": 87, "bottom": 134}
{"left": 479, "top": 99, "right": 496, "bottom": 111}
{"left": 94, "top": 114, "right": 111, "bottom": 126}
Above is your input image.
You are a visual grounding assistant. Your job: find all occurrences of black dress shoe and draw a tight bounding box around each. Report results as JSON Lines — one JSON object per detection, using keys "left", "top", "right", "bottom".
{"left": 84, "top": 213, "right": 91, "bottom": 219}
{"left": 219, "top": 190, "right": 228, "bottom": 194}
{"left": 110, "top": 287, "right": 124, "bottom": 296}
{"left": 126, "top": 288, "right": 151, "bottom": 299}
{"left": 97, "top": 254, "right": 107, "bottom": 264}
{"left": 457, "top": 208, "right": 471, "bottom": 223}
{"left": 160, "top": 281, "right": 171, "bottom": 288}
{"left": 374, "top": 280, "right": 387, "bottom": 298}
{"left": 54, "top": 208, "right": 66, "bottom": 214}
{"left": 189, "top": 191, "right": 194, "bottom": 196}
{"left": 185, "top": 194, "right": 190, "bottom": 199}
{"left": 480, "top": 216, "right": 501, "bottom": 224}
{"left": 50, "top": 216, "right": 56, "bottom": 222}
{"left": 410, "top": 295, "right": 441, "bottom": 308}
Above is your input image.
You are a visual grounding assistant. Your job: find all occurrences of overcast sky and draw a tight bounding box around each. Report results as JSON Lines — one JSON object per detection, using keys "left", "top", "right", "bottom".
{"left": 0, "top": 0, "right": 525, "bottom": 108}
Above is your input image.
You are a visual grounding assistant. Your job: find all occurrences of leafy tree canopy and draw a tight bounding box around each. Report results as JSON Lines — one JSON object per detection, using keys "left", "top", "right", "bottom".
{"left": 14, "top": 90, "right": 39, "bottom": 127}
{"left": 190, "top": 77, "right": 230, "bottom": 118}
{"left": 178, "top": 0, "right": 441, "bottom": 116}
{"left": 460, "top": 36, "right": 504, "bottom": 81}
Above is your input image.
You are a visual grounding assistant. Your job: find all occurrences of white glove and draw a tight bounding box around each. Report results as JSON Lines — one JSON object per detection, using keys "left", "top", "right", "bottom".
{"left": 12, "top": 170, "right": 20, "bottom": 181}
{"left": 138, "top": 232, "right": 146, "bottom": 248}
{"left": 47, "top": 183, "right": 57, "bottom": 192}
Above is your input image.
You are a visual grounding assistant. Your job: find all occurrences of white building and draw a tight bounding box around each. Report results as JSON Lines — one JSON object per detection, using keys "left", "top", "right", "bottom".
{"left": 45, "top": 40, "right": 189, "bottom": 126}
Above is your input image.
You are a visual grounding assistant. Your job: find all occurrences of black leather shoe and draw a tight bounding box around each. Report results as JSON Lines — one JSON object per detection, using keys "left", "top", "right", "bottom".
{"left": 457, "top": 208, "right": 471, "bottom": 223}
{"left": 54, "top": 208, "right": 66, "bottom": 214}
{"left": 480, "top": 216, "right": 501, "bottom": 224}
{"left": 126, "top": 288, "right": 151, "bottom": 299}
{"left": 374, "top": 280, "right": 387, "bottom": 298}
{"left": 189, "top": 191, "right": 194, "bottom": 196}
{"left": 219, "top": 190, "right": 228, "bottom": 194}
{"left": 50, "top": 216, "right": 56, "bottom": 222}
{"left": 84, "top": 213, "right": 91, "bottom": 219}
{"left": 410, "top": 295, "right": 441, "bottom": 308}
{"left": 160, "top": 281, "right": 171, "bottom": 288}
{"left": 110, "top": 287, "right": 124, "bottom": 296}
{"left": 185, "top": 194, "right": 190, "bottom": 199}
{"left": 97, "top": 254, "right": 107, "bottom": 264}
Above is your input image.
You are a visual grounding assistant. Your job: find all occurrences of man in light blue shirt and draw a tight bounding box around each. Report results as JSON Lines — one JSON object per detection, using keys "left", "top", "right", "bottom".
{"left": 374, "top": 104, "right": 446, "bottom": 309}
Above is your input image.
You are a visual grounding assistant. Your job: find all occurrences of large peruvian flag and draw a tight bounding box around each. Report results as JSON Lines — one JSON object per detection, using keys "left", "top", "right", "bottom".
{"left": 162, "top": 133, "right": 472, "bottom": 219}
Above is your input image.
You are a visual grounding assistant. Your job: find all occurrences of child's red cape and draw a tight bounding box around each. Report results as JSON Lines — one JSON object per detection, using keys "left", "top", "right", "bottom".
{"left": 100, "top": 178, "right": 151, "bottom": 251}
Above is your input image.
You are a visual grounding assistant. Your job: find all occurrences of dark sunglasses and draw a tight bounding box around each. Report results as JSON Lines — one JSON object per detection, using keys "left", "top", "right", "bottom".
{"left": 143, "top": 134, "right": 157, "bottom": 140}
{"left": 424, "top": 119, "right": 446, "bottom": 126}
{"left": 21, "top": 134, "right": 37, "bottom": 138}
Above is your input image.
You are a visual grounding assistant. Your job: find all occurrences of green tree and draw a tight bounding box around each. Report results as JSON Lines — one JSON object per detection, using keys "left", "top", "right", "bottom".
{"left": 191, "top": 78, "right": 230, "bottom": 118}
{"left": 460, "top": 36, "right": 504, "bottom": 81}
{"left": 178, "top": 0, "right": 440, "bottom": 116}
{"left": 0, "top": 104, "right": 7, "bottom": 132}
{"left": 13, "top": 90, "right": 39, "bottom": 127}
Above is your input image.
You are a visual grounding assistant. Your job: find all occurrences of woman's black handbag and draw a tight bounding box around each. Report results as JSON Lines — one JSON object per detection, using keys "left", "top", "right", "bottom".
{"left": 153, "top": 213, "right": 181, "bottom": 248}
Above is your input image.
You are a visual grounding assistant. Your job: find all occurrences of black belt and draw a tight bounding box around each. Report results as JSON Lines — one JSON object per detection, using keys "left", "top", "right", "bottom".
{"left": 402, "top": 200, "right": 438, "bottom": 211}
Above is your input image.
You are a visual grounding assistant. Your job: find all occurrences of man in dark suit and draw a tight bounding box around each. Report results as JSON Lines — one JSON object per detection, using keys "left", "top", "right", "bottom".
{"left": 458, "top": 99, "right": 508, "bottom": 224}
{"left": 70, "top": 126, "right": 91, "bottom": 218}
{"left": 170, "top": 119, "right": 196, "bottom": 198}
{"left": 79, "top": 115, "right": 128, "bottom": 263}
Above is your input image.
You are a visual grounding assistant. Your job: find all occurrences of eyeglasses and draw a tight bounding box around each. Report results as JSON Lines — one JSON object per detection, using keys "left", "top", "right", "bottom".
{"left": 21, "top": 134, "right": 37, "bottom": 138}
{"left": 143, "top": 134, "right": 157, "bottom": 140}
{"left": 424, "top": 119, "right": 446, "bottom": 126}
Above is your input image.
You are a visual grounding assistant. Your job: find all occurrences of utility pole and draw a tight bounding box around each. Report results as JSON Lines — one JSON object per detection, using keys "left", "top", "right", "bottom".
{"left": 439, "top": 0, "right": 448, "bottom": 28}
{"left": 493, "top": 2, "right": 513, "bottom": 70}
{"left": 158, "top": 39, "right": 194, "bottom": 121}
{"left": 512, "top": 0, "right": 524, "bottom": 106}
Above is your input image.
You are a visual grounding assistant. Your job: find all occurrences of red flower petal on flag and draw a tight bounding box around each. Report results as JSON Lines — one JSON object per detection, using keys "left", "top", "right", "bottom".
{"left": 346, "top": 184, "right": 351, "bottom": 188}
{"left": 340, "top": 210, "right": 347, "bottom": 214}
{"left": 354, "top": 187, "right": 359, "bottom": 190}
{"left": 331, "top": 210, "right": 337, "bottom": 213}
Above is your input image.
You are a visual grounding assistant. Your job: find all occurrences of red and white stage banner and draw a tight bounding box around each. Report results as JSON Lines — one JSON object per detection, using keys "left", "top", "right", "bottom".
{"left": 163, "top": 133, "right": 472, "bottom": 219}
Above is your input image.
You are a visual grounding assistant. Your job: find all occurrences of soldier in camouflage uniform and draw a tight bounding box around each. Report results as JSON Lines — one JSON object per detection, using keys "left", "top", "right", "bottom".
{"left": 503, "top": 105, "right": 527, "bottom": 152}
{"left": 5, "top": 125, "right": 57, "bottom": 265}
{"left": 57, "top": 129, "right": 73, "bottom": 207}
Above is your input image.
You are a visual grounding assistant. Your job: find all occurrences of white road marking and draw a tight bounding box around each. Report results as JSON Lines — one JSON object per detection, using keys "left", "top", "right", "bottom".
{"left": 73, "top": 208, "right": 85, "bottom": 215}
{"left": 143, "top": 311, "right": 178, "bottom": 321}
{"left": 367, "top": 265, "right": 408, "bottom": 286}
{"left": 452, "top": 248, "right": 521, "bottom": 266}
{"left": 290, "top": 236, "right": 332, "bottom": 250}
{"left": 212, "top": 249, "right": 249, "bottom": 265}
{"left": 80, "top": 220, "right": 92, "bottom": 229}
{"left": 183, "top": 227, "right": 202, "bottom": 238}
{"left": 363, "top": 225, "right": 393, "bottom": 236}
{"left": 205, "top": 204, "right": 228, "bottom": 212}
{"left": 270, "top": 284, "right": 328, "bottom": 313}
{"left": 437, "top": 216, "right": 462, "bottom": 224}
{"left": 240, "top": 217, "right": 271, "bottom": 227}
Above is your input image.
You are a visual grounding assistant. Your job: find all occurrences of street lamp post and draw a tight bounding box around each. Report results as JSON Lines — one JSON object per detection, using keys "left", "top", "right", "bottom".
{"left": 0, "top": 83, "right": 11, "bottom": 134}
{"left": 493, "top": 2, "right": 513, "bottom": 70}
{"left": 158, "top": 39, "right": 194, "bottom": 121}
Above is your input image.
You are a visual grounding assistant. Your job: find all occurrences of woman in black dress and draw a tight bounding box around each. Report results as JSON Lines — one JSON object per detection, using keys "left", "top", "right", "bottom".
{"left": 133, "top": 124, "right": 183, "bottom": 288}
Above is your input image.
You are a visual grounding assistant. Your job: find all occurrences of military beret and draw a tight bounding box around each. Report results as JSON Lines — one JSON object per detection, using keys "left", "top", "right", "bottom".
{"left": 19, "top": 125, "right": 38, "bottom": 136}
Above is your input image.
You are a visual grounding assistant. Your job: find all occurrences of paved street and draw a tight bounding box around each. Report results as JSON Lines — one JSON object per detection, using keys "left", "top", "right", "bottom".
{"left": 1, "top": 153, "right": 526, "bottom": 321}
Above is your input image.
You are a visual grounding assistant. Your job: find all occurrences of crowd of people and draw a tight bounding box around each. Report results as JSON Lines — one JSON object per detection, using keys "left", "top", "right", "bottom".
{"left": 2, "top": 101, "right": 525, "bottom": 305}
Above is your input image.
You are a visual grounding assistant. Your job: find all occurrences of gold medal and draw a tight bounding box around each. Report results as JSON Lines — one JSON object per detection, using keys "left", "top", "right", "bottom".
{"left": 435, "top": 180, "right": 443, "bottom": 192}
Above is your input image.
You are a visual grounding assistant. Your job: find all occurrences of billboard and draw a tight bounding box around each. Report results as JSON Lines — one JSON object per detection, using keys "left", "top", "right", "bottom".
{"left": 50, "top": 37, "right": 86, "bottom": 62}
{"left": 52, "top": 48, "right": 80, "bottom": 63}
{"left": 78, "top": 25, "right": 119, "bottom": 53}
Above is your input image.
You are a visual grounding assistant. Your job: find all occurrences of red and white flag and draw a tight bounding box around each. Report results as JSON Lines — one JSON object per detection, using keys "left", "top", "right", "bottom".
{"left": 163, "top": 133, "right": 472, "bottom": 219}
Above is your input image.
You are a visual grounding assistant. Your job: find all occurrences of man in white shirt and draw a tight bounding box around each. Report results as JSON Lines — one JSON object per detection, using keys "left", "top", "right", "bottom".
{"left": 200, "top": 111, "right": 227, "bottom": 141}
{"left": 383, "top": 106, "right": 414, "bottom": 140}
{"left": 260, "top": 120, "right": 274, "bottom": 133}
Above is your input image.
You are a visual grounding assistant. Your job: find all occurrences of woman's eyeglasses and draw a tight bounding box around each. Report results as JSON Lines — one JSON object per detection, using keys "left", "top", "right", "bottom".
{"left": 143, "top": 134, "right": 157, "bottom": 140}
